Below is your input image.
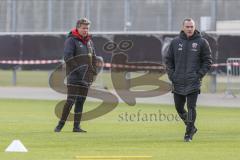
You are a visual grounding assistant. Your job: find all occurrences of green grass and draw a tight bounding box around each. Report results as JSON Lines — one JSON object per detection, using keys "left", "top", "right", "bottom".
{"left": 0, "top": 70, "right": 50, "bottom": 87}
{"left": 0, "top": 70, "right": 227, "bottom": 93}
{"left": 0, "top": 99, "right": 240, "bottom": 160}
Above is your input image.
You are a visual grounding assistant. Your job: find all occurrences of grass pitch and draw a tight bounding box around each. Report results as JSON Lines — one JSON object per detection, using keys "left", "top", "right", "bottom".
{"left": 0, "top": 98, "right": 240, "bottom": 160}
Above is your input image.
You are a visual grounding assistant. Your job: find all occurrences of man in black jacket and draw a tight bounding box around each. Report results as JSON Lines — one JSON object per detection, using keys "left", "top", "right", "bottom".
{"left": 165, "top": 18, "right": 212, "bottom": 142}
{"left": 54, "top": 18, "right": 97, "bottom": 133}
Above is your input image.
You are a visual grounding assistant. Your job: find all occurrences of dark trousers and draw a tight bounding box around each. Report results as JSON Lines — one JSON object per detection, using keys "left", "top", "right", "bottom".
{"left": 173, "top": 92, "right": 198, "bottom": 129}
{"left": 59, "top": 84, "right": 88, "bottom": 128}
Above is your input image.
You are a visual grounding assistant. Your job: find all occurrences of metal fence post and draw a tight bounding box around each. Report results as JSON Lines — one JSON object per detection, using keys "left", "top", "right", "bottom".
{"left": 12, "top": 66, "right": 17, "bottom": 86}
{"left": 209, "top": 71, "right": 217, "bottom": 93}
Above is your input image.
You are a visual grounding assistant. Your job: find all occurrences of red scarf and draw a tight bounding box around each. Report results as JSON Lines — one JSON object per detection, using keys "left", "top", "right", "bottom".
{"left": 71, "top": 28, "right": 91, "bottom": 44}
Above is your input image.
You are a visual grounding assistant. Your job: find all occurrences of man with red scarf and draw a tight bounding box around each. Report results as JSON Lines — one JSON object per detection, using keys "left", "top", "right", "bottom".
{"left": 54, "top": 18, "right": 97, "bottom": 133}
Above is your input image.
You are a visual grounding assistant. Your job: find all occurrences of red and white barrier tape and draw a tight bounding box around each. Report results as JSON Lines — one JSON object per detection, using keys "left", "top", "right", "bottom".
{"left": 211, "top": 62, "right": 240, "bottom": 67}
{"left": 0, "top": 60, "right": 61, "bottom": 65}
{"left": 0, "top": 60, "right": 165, "bottom": 70}
{"left": 102, "top": 63, "right": 165, "bottom": 70}
{"left": 0, "top": 59, "right": 239, "bottom": 69}
{"left": 211, "top": 63, "right": 229, "bottom": 67}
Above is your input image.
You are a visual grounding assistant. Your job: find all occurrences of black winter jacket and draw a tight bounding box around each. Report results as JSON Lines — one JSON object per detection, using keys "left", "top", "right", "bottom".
{"left": 165, "top": 30, "right": 212, "bottom": 95}
{"left": 64, "top": 29, "right": 97, "bottom": 86}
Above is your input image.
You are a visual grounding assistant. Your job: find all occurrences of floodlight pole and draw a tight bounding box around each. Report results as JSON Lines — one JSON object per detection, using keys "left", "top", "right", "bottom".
{"left": 124, "top": 0, "right": 131, "bottom": 31}
{"left": 84, "top": 0, "right": 90, "bottom": 18}
{"left": 211, "top": 0, "right": 217, "bottom": 31}
{"left": 48, "top": 0, "right": 53, "bottom": 31}
{"left": 167, "top": 0, "right": 173, "bottom": 31}
{"left": 11, "top": 0, "right": 16, "bottom": 32}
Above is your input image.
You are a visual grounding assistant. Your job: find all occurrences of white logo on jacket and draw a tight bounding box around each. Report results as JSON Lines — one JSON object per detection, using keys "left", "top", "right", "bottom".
{"left": 191, "top": 42, "right": 198, "bottom": 52}
{"left": 178, "top": 43, "right": 183, "bottom": 51}
{"left": 192, "top": 43, "right": 198, "bottom": 48}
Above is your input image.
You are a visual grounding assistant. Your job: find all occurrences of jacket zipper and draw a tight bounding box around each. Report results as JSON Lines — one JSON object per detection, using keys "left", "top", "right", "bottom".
{"left": 184, "top": 40, "right": 189, "bottom": 94}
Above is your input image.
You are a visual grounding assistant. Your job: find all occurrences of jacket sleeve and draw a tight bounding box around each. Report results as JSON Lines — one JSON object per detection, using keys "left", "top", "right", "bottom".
{"left": 64, "top": 37, "right": 76, "bottom": 62}
{"left": 90, "top": 40, "right": 98, "bottom": 75}
{"left": 198, "top": 39, "right": 213, "bottom": 78}
{"left": 63, "top": 37, "right": 81, "bottom": 74}
{"left": 165, "top": 41, "right": 175, "bottom": 81}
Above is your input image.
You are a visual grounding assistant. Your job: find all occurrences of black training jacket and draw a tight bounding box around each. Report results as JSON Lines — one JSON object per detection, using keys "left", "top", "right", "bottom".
{"left": 165, "top": 30, "right": 212, "bottom": 95}
{"left": 64, "top": 29, "right": 97, "bottom": 86}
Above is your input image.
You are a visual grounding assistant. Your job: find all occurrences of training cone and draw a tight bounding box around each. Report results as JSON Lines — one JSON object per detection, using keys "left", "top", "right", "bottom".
{"left": 5, "top": 140, "right": 28, "bottom": 152}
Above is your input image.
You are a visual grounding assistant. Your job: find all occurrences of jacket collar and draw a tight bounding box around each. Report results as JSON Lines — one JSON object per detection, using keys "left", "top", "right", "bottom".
{"left": 180, "top": 30, "right": 201, "bottom": 40}
{"left": 69, "top": 28, "right": 91, "bottom": 44}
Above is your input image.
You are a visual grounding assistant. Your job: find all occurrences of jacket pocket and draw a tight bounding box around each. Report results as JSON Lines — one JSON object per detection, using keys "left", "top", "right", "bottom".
{"left": 186, "top": 72, "right": 200, "bottom": 84}
{"left": 172, "top": 73, "right": 184, "bottom": 85}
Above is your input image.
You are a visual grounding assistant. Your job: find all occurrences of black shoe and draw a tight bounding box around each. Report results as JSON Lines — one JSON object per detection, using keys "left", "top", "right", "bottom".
{"left": 189, "top": 127, "right": 198, "bottom": 139}
{"left": 73, "top": 127, "right": 87, "bottom": 133}
{"left": 184, "top": 134, "right": 192, "bottom": 142}
{"left": 54, "top": 122, "right": 65, "bottom": 132}
{"left": 184, "top": 127, "right": 198, "bottom": 142}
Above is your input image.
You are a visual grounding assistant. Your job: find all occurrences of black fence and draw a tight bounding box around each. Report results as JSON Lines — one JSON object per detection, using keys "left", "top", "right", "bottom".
{"left": 0, "top": 32, "right": 240, "bottom": 72}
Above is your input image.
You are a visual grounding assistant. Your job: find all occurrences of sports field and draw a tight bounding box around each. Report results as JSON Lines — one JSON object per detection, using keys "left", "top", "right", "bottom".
{"left": 0, "top": 98, "right": 240, "bottom": 160}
